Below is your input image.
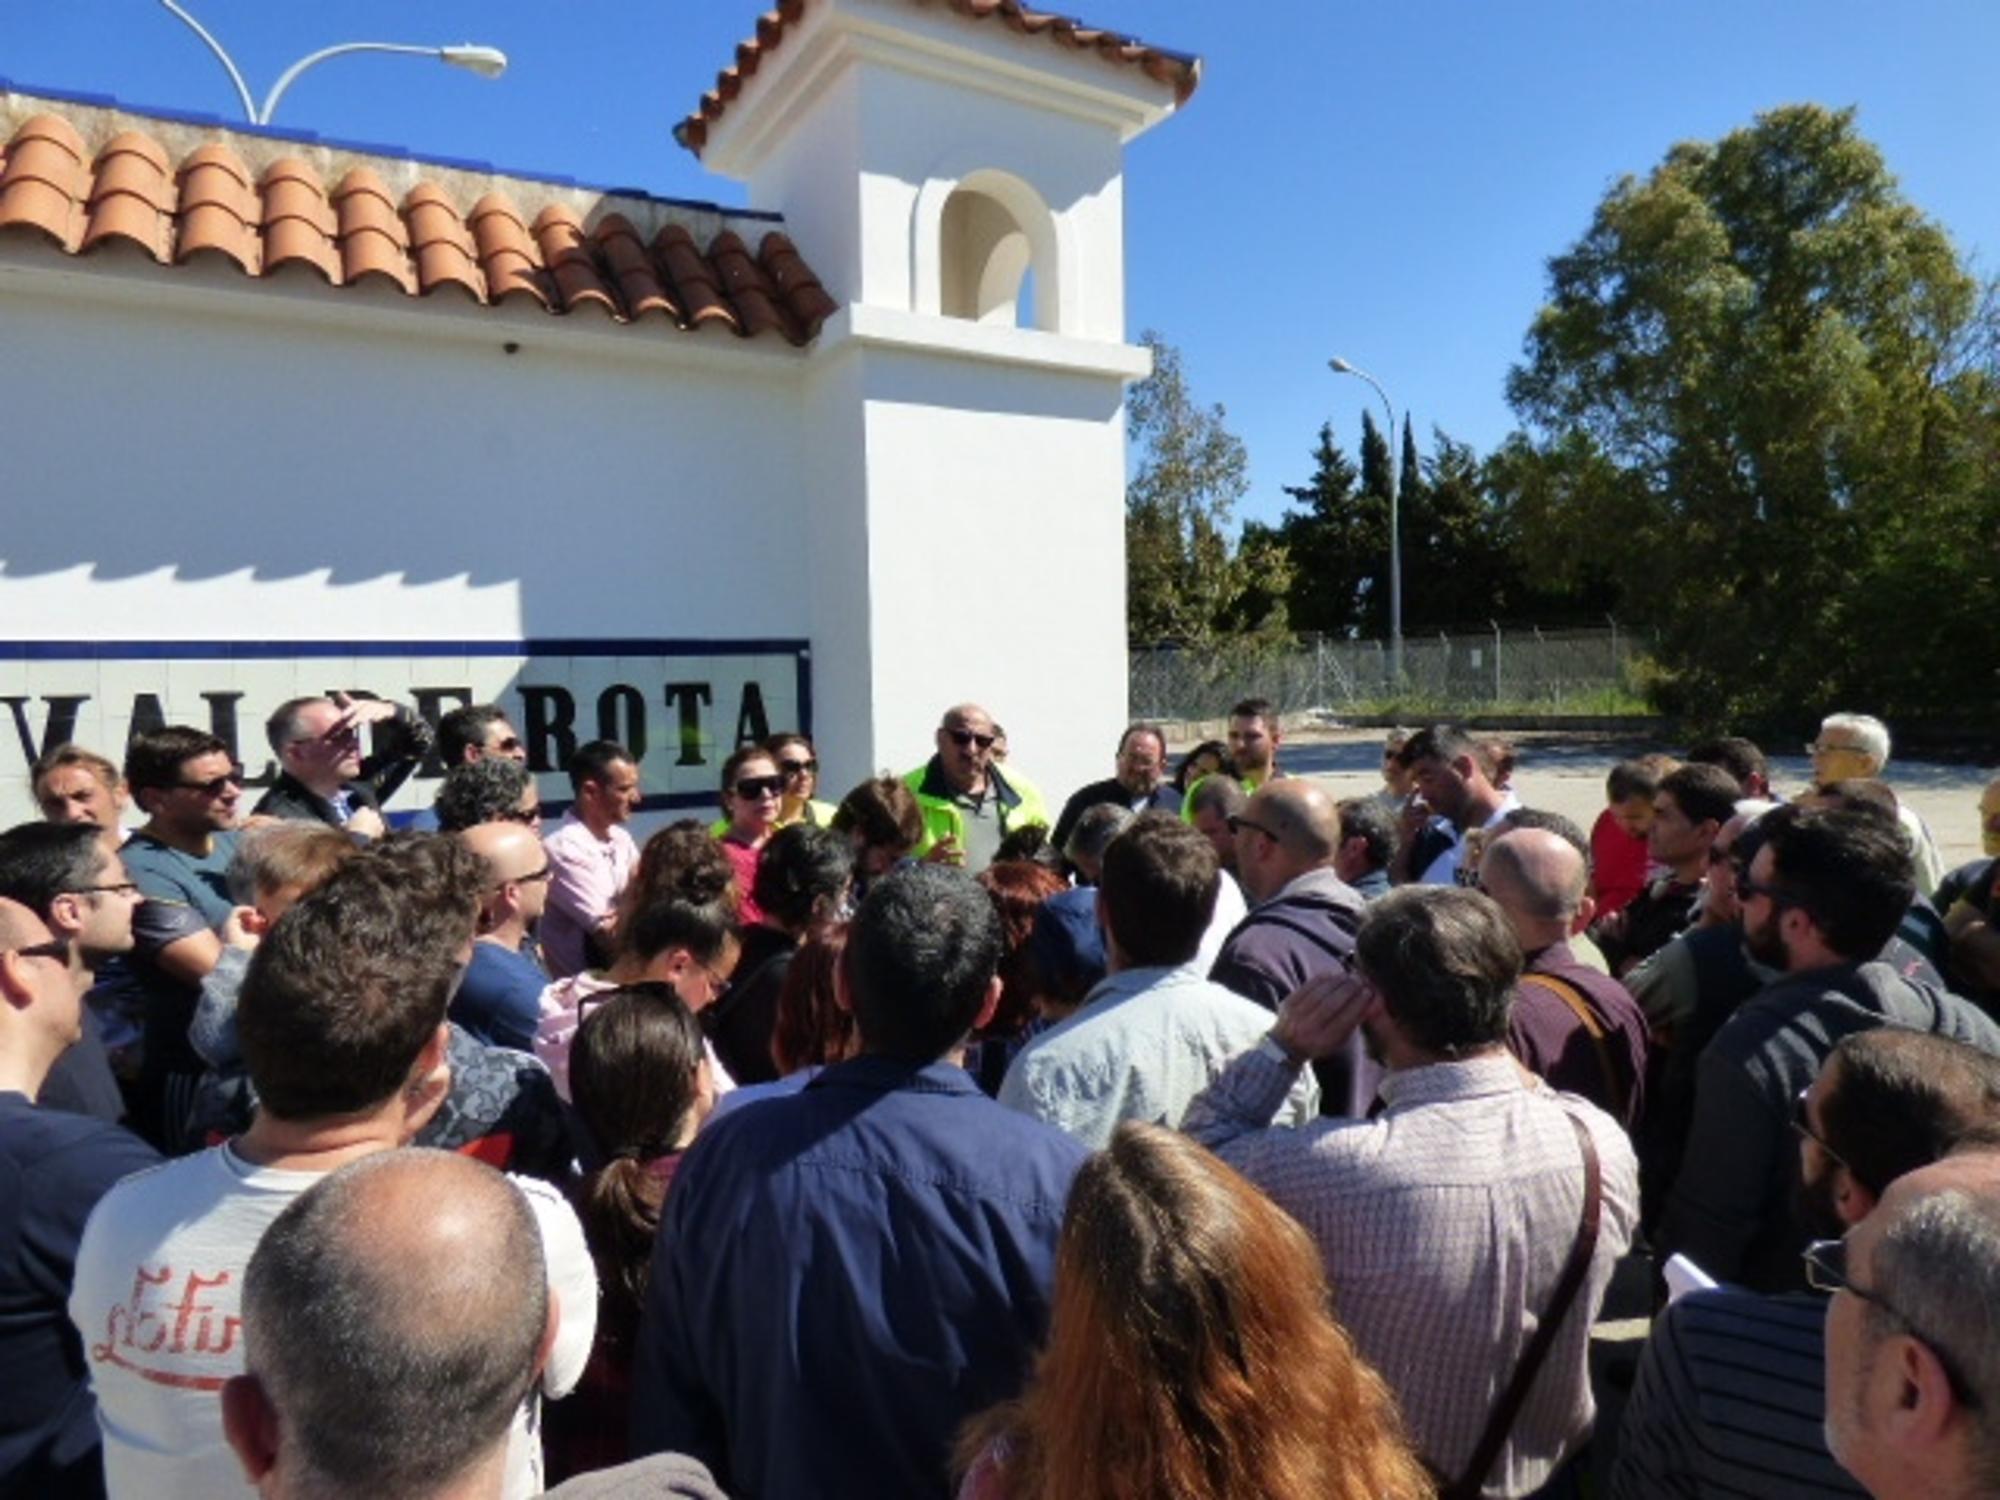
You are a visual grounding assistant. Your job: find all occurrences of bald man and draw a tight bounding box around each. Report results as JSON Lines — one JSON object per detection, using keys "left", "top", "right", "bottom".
{"left": 454, "top": 822, "right": 554, "bottom": 1053}
{"left": 1480, "top": 827, "right": 1650, "bottom": 1129}
{"left": 1210, "top": 779, "right": 1376, "bottom": 1116}
{"left": 904, "top": 703, "right": 1049, "bottom": 874}
{"left": 0, "top": 898, "right": 160, "bottom": 1493}
{"left": 1822, "top": 1148, "right": 2000, "bottom": 1499}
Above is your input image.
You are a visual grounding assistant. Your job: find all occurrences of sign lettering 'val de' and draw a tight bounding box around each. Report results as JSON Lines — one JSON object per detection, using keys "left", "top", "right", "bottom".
{"left": 0, "top": 640, "right": 811, "bottom": 825}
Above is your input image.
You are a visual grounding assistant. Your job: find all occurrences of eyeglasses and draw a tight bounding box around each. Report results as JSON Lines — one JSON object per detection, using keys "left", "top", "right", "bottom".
{"left": 174, "top": 768, "right": 245, "bottom": 796}
{"left": 1737, "top": 877, "right": 1798, "bottom": 908}
{"left": 516, "top": 864, "right": 554, "bottom": 885}
{"left": 1791, "top": 1087, "right": 1846, "bottom": 1165}
{"left": 1802, "top": 1238, "right": 1981, "bottom": 1409}
{"left": 946, "top": 728, "right": 997, "bottom": 751}
{"left": 500, "top": 806, "right": 543, "bottom": 826}
{"left": 4, "top": 935, "right": 72, "bottom": 963}
{"left": 66, "top": 881, "right": 141, "bottom": 898}
{"left": 697, "top": 958, "right": 733, "bottom": 998}
{"left": 493, "top": 735, "right": 524, "bottom": 753}
{"left": 733, "top": 775, "right": 786, "bottom": 801}
{"left": 778, "top": 759, "right": 818, "bottom": 779}
{"left": 1227, "top": 813, "right": 1279, "bottom": 843}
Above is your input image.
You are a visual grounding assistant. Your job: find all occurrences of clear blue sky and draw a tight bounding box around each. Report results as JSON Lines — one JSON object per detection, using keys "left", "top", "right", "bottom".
{"left": 6, "top": 1, "right": 1997, "bottom": 529}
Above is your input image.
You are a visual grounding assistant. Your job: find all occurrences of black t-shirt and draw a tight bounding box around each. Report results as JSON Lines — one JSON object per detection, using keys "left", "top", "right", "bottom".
{"left": 0, "top": 1091, "right": 160, "bottom": 1497}
{"left": 704, "top": 925, "right": 800, "bottom": 1087}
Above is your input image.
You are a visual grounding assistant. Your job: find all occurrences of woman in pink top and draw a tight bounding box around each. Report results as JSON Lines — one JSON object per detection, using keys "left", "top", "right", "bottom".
{"left": 534, "top": 823, "right": 740, "bottom": 1098}
{"left": 718, "top": 745, "right": 785, "bottom": 926}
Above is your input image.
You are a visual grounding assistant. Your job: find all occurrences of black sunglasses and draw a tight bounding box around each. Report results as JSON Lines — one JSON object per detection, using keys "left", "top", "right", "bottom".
{"left": 1802, "top": 1237, "right": 1981, "bottom": 1409}
{"left": 1226, "top": 812, "right": 1279, "bottom": 842}
{"left": 778, "top": 759, "right": 818, "bottom": 779}
{"left": 1737, "top": 877, "right": 1798, "bottom": 907}
{"left": 174, "top": 767, "right": 245, "bottom": 796}
{"left": 734, "top": 775, "right": 785, "bottom": 800}
{"left": 5, "top": 935, "right": 72, "bottom": 963}
{"left": 946, "top": 728, "right": 997, "bottom": 751}
{"left": 500, "top": 806, "right": 543, "bottom": 826}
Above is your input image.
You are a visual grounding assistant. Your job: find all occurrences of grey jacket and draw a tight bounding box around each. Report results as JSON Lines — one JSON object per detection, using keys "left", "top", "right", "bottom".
{"left": 1661, "top": 960, "right": 2000, "bottom": 1291}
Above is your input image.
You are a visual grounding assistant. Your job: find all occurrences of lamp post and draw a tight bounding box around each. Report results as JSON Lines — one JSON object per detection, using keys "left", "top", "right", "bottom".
{"left": 1328, "top": 356, "right": 1402, "bottom": 688}
{"left": 158, "top": 0, "right": 506, "bottom": 126}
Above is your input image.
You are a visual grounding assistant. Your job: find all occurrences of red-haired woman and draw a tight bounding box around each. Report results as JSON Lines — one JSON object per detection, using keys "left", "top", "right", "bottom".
{"left": 958, "top": 1122, "right": 1433, "bottom": 1500}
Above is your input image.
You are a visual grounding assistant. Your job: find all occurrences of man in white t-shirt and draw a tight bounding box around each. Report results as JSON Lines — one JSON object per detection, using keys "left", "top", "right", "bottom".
{"left": 70, "top": 835, "right": 596, "bottom": 1500}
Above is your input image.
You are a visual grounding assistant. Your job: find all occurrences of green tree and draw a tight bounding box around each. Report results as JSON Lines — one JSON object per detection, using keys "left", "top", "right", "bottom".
{"left": 1125, "top": 332, "right": 1253, "bottom": 646}
{"left": 1503, "top": 103, "right": 1993, "bottom": 725}
{"left": 1272, "top": 420, "right": 1382, "bottom": 636}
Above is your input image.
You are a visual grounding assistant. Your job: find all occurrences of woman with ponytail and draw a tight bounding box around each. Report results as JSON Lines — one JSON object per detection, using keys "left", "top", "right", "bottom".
{"left": 532, "top": 821, "right": 741, "bottom": 1098}
{"left": 545, "top": 986, "right": 713, "bottom": 1481}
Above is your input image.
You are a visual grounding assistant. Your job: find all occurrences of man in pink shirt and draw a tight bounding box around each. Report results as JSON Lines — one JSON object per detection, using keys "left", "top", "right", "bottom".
{"left": 540, "top": 741, "right": 642, "bottom": 978}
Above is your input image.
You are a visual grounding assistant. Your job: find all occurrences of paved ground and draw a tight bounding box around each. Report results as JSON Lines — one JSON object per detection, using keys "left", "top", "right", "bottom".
{"left": 1169, "top": 727, "right": 1995, "bottom": 872}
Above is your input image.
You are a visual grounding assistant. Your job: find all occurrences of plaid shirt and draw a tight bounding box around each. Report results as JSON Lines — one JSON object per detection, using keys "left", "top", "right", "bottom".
{"left": 1183, "top": 1044, "right": 1638, "bottom": 1498}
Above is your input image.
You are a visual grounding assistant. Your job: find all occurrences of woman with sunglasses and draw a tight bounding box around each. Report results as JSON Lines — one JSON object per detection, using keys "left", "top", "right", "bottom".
{"left": 766, "top": 733, "right": 839, "bottom": 829}
{"left": 717, "top": 745, "right": 786, "bottom": 927}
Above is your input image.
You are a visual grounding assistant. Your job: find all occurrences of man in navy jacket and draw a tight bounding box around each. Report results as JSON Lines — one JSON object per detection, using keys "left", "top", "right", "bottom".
{"left": 632, "top": 863, "right": 1089, "bottom": 1499}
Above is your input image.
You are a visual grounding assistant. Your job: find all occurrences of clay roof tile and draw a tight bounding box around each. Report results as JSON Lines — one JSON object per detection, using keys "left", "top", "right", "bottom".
{"left": 677, "top": 0, "right": 1196, "bottom": 153}
{"left": 469, "top": 192, "right": 549, "bottom": 308}
{"left": 591, "top": 214, "right": 681, "bottom": 322}
{"left": 81, "top": 132, "right": 174, "bottom": 261}
{"left": 330, "top": 167, "right": 415, "bottom": 293}
{"left": 402, "top": 181, "right": 486, "bottom": 302}
{"left": 257, "top": 159, "right": 340, "bottom": 283}
{"left": 3, "top": 100, "right": 835, "bottom": 342}
{"left": 0, "top": 114, "right": 92, "bottom": 250}
{"left": 174, "top": 143, "right": 260, "bottom": 273}
{"left": 529, "top": 203, "right": 619, "bottom": 319}
{"left": 711, "top": 228, "right": 799, "bottom": 342}
{"left": 760, "top": 230, "right": 838, "bottom": 337}
{"left": 652, "top": 222, "right": 739, "bottom": 333}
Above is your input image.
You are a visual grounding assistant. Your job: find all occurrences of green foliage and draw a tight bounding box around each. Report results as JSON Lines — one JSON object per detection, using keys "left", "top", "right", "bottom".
{"left": 1271, "top": 421, "right": 1383, "bottom": 637}
{"left": 1126, "top": 332, "right": 1273, "bottom": 646}
{"left": 1501, "top": 103, "right": 2000, "bottom": 728}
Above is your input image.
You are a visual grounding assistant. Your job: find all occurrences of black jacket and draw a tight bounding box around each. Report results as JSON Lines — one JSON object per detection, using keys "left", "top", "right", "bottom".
{"left": 252, "top": 706, "right": 433, "bottom": 826}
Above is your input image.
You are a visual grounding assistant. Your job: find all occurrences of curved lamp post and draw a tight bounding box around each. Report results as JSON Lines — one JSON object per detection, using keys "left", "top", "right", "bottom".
{"left": 158, "top": 0, "right": 506, "bottom": 125}
{"left": 1329, "top": 356, "right": 1403, "bottom": 687}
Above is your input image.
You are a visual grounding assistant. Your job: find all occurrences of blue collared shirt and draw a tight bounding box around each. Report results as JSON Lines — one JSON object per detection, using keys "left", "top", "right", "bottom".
{"left": 631, "top": 1053, "right": 1089, "bottom": 1499}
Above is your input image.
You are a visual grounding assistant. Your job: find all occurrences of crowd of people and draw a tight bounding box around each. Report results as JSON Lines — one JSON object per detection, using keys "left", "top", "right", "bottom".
{"left": 4, "top": 691, "right": 2000, "bottom": 1499}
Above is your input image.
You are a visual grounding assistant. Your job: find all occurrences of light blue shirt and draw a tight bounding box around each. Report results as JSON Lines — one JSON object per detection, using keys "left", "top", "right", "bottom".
{"left": 997, "top": 962, "right": 1318, "bottom": 1148}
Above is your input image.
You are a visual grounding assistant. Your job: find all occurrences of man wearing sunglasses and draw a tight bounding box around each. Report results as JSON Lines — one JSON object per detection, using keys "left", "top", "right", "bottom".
{"left": 437, "top": 703, "right": 529, "bottom": 769}
{"left": 1822, "top": 1147, "right": 2000, "bottom": 1499}
{"left": 0, "top": 896, "right": 161, "bottom": 1497}
{"left": 905, "top": 704, "right": 1048, "bottom": 875}
{"left": 1661, "top": 805, "right": 2000, "bottom": 1293}
{"left": 454, "top": 822, "right": 554, "bottom": 1054}
{"left": 1614, "top": 1029, "right": 2000, "bottom": 1499}
{"left": 255, "top": 692, "right": 434, "bottom": 837}
{"left": 116, "top": 727, "right": 244, "bottom": 1151}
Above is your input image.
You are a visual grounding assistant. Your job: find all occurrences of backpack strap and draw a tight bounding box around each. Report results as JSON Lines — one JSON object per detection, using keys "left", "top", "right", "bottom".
{"left": 1519, "top": 971, "right": 1630, "bottom": 1122}
{"left": 1434, "top": 1110, "right": 1603, "bottom": 1500}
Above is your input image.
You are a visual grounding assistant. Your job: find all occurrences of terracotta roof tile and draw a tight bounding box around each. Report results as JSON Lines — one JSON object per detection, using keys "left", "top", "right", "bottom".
{"left": 0, "top": 113, "right": 90, "bottom": 250}
{"left": 175, "top": 143, "right": 259, "bottom": 273}
{"left": 469, "top": 192, "right": 549, "bottom": 307}
{"left": 531, "top": 204, "right": 620, "bottom": 319}
{"left": 0, "top": 100, "right": 836, "bottom": 346}
{"left": 654, "top": 222, "right": 739, "bottom": 334}
{"left": 592, "top": 213, "right": 681, "bottom": 322}
{"left": 329, "top": 167, "right": 416, "bottom": 293}
{"left": 82, "top": 131, "right": 174, "bottom": 260}
{"left": 259, "top": 158, "right": 341, "bottom": 283}
{"left": 675, "top": 0, "right": 1199, "bottom": 155}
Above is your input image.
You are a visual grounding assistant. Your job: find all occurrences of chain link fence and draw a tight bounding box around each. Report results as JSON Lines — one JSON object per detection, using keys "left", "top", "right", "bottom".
{"left": 1130, "top": 625, "right": 1644, "bottom": 722}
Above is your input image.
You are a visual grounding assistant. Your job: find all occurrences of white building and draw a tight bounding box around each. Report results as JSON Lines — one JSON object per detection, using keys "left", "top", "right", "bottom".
{"left": 0, "top": 0, "right": 1195, "bottom": 825}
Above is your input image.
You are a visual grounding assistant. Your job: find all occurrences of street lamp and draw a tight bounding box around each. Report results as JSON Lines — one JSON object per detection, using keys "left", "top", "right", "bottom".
{"left": 158, "top": 0, "right": 507, "bottom": 126}
{"left": 1328, "top": 355, "right": 1403, "bottom": 688}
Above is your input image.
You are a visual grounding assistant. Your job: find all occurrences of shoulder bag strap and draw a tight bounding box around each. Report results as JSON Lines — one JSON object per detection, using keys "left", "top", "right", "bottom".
{"left": 1438, "top": 1110, "right": 1603, "bottom": 1500}
{"left": 1518, "top": 971, "right": 1630, "bottom": 1121}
